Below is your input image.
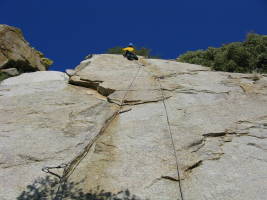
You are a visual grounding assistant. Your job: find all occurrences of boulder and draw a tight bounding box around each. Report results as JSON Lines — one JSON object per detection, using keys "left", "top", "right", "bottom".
{"left": 0, "top": 24, "right": 53, "bottom": 73}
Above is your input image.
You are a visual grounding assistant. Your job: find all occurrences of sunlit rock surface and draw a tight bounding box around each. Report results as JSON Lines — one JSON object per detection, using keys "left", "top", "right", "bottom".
{"left": 0, "top": 24, "right": 52, "bottom": 81}
{"left": 0, "top": 54, "right": 267, "bottom": 200}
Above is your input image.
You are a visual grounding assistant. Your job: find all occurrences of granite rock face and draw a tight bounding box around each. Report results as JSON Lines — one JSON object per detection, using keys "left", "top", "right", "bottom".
{"left": 0, "top": 71, "right": 118, "bottom": 200}
{"left": 0, "top": 25, "right": 52, "bottom": 77}
{"left": 0, "top": 54, "right": 267, "bottom": 200}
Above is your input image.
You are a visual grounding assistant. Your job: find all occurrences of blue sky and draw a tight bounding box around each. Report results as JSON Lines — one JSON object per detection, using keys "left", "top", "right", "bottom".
{"left": 1, "top": 0, "right": 267, "bottom": 71}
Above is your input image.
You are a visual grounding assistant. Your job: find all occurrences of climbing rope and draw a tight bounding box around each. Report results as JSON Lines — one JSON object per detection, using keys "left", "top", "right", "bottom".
{"left": 157, "top": 78, "right": 184, "bottom": 200}
{"left": 138, "top": 59, "right": 184, "bottom": 200}
{"left": 42, "top": 59, "right": 143, "bottom": 200}
{"left": 119, "top": 61, "right": 143, "bottom": 106}
{"left": 42, "top": 57, "right": 184, "bottom": 200}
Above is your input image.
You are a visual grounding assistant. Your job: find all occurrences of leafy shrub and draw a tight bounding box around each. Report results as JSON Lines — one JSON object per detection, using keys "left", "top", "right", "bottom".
{"left": 41, "top": 57, "right": 54, "bottom": 68}
{"left": 107, "top": 46, "right": 124, "bottom": 55}
{"left": 178, "top": 33, "right": 267, "bottom": 73}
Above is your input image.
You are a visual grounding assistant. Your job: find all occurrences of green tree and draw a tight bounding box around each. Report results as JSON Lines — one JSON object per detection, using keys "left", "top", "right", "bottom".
{"left": 178, "top": 33, "right": 267, "bottom": 73}
{"left": 106, "top": 46, "right": 124, "bottom": 54}
{"left": 135, "top": 47, "right": 151, "bottom": 57}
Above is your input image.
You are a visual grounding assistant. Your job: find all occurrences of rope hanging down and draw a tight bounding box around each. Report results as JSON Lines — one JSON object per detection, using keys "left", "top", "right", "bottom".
{"left": 157, "top": 78, "right": 184, "bottom": 200}
{"left": 42, "top": 61, "right": 143, "bottom": 200}
{"left": 138, "top": 59, "right": 184, "bottom": 200}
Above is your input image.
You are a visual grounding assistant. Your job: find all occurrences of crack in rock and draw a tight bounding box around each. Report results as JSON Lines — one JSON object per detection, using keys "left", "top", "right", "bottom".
{"left": 59, "top": 109, "right": 120, "bottom": 182}
{"left": 108, "top": 96, "right": 172, "bottom": 106}
{"left": 203, "top": 132, "right": 228, "bottom": 137}
{"left": 186, "top": 118, "right": 267, "bottom": 172}
{"left": 144, "top": 176, "right": 180, "bottom": 189}
{"left": 154, "top": 71, "right": 206, "bottom": 80}
{"left": 119, "top": 108, "right": 132, "bottom": 114}
{"left": 185, "top": 160, "right": 203, "bottom": 172}
{"left": 175, "top": 88, "right": 230, "bottom": 95}
{"left": 191, "top": 142, "right": 206, "bottom": 153}
{"left": 187, "top": 139, "right": 205, "bottom": 148}
{"left": 161, "top": 176, "right": 180, "bottom": 181}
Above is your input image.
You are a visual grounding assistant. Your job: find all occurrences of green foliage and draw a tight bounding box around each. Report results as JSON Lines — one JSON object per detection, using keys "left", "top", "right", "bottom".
{"left": 35, "top": 49, "right": 54, "bottom": 69}
{"left": 17, "top": 176, "right": 142, "bottom": 200}
{"left": 41, "top": 57, "right": 54, "bottom": 68}
{"left": 106, "top": 46, "right": 161, "bottom": 58}
{"left": 178, "top": 33, "right": 267, "bottom": 73}
{"left": 106, "top": 46, "right": 124, "bottom": 55}
{"left": 136, "top": 47, "right": 151, "bottom": 57}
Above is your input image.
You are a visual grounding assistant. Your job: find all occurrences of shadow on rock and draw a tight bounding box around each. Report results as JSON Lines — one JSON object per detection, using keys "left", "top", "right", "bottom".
{"left": 17, "top": 176, "right": 147, "bottom": 200}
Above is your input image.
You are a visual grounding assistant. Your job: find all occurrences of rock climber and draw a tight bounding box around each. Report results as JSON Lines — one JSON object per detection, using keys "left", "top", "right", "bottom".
{"left": 122, "top": 43, "right": 138, "bottom": 60}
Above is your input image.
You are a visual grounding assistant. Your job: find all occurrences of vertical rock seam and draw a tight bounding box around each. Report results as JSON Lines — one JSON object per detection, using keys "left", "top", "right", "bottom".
{"left": 54, "top": 61, "right": 143, "bottom": 199}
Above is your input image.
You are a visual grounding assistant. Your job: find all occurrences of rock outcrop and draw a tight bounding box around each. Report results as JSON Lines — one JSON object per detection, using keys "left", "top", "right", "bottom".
{"left": 0, "top": 25, "right": 52, "bottom": 80}
{"left": 1, "top": 54, "right": 267, "bottom": 200}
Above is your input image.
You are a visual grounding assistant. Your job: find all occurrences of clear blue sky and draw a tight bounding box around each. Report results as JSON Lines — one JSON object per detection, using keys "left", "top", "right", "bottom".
{"left": 1, "top": 0, "right": 267, "bottom": 71}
